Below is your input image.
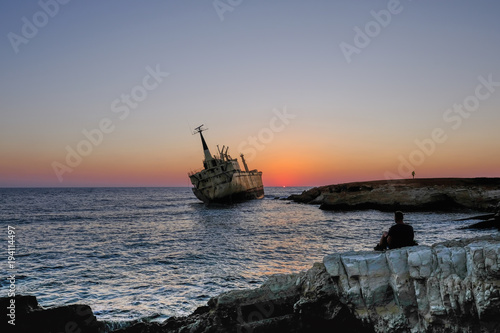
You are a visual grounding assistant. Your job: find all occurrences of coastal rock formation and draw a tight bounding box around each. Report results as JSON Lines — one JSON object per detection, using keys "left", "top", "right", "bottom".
{"left": 115, "top": 235, "right": 500, "bottom": 333}
{"left": 461, "top": 203, "right": 500, "bottom": 230}
{"left": 0, "top": 295, "right": 103, "bottom": 333}
{"left": 288, "top": 178, "right": 500, "bottom": 212}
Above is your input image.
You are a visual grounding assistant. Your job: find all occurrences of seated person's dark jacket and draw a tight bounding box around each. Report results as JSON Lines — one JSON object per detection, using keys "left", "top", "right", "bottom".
{"left": 387, "top": 224, "right": 414, "bottom": 249}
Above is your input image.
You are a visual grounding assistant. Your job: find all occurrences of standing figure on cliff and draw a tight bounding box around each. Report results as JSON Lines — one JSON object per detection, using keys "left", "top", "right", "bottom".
{"left": 375, "top": 211, "right": 415, "bottom": 251}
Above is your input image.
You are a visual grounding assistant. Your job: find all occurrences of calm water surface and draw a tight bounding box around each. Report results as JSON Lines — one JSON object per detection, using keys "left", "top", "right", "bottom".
{"left": 0, "top": 187, "right": 496, "bottom": 329}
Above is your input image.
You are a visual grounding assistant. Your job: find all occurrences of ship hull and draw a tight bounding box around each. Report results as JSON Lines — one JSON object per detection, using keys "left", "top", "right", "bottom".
{"left": 191, "top": 172, "right": 264, "bottom": 204}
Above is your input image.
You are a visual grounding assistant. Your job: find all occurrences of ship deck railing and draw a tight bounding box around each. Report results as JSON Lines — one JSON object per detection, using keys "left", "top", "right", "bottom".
{"left": 188, "top": 168, "right": 205, "bottom": 177}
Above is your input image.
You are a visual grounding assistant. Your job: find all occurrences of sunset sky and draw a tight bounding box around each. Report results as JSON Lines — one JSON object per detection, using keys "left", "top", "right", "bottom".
{"left": 1, "top": 0, "right": 499, "bottom": 187}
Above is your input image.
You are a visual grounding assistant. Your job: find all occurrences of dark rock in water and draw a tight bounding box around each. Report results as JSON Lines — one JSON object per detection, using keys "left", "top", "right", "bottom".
{"left": 0, "top": 295, "right": 103, "bottom": 333}
{"left": 460, "top": 201, "right": 500, "bottom": 229}
{"left": 460, "top": 218, "right": 500, "bottom": 230}
{"left": 455, "top": 213, "right": 495, "bottom": 221}
{"left": 113, "top": 322, "right": 163, "bottom": 333}
{"left": 287, "top": 188, "right": 322, "bottom": 203}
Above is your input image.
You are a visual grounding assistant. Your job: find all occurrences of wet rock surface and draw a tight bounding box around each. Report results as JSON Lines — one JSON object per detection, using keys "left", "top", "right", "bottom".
{"left": 0, "top": 295, "right": 103, "bottom": 333}
{"left": 461, "top": 201, "right": 500, "bottom": 230}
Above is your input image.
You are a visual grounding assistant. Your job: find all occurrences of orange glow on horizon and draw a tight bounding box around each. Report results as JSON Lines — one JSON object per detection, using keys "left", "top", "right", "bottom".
{"left": 1, "top": 135, "right": 499, "bottom": 187}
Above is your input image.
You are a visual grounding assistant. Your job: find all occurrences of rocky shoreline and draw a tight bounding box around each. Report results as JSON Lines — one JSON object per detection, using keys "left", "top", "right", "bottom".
{"left": 4, "top": 235, "right": 500, "bottom": 333}
{"left": 0, "top": 295, "right": 103, "bottom": 333}
{"left": 288, "top": 178, "right": 500, "bottom": 212}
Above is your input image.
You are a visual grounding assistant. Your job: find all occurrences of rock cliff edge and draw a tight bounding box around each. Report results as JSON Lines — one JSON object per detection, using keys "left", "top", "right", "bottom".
{"left": 288, "top": 178, "right": 500, "bottom": 212}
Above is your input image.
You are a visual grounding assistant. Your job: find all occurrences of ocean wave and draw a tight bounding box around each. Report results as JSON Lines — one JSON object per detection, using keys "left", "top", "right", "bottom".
{"left": 101, "top": 313, "right": 166, "bottom": 332}
{"left": 101, "top": 320, "right": 133, "bottom": 333}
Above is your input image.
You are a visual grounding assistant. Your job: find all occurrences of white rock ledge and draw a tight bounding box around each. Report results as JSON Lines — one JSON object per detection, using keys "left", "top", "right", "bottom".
{"left": 323, "top": 236, "right": 500, "bottom": 332}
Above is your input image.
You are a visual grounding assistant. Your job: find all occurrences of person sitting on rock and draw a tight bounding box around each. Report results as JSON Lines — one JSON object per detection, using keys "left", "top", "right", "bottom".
{"left": 375, "top": 211, "right": 415, "bottom": 251}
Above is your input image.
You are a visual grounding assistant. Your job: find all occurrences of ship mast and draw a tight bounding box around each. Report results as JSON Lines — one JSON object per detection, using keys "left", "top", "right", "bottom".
{"left": 193, "top": 125, "right": 213, "bottom": 162}
{"left": 240, "top": 154, "right": 250, "bottom": 172}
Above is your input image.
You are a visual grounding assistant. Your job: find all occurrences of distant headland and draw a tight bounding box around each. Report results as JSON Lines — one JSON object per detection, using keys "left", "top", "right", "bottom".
{"left": 288, "top": 177, "right": 500, "bottom": 212}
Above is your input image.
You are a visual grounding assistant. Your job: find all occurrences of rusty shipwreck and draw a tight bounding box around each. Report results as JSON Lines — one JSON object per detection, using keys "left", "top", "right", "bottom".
{"left": 188, "top": 125, "right": 264, "bottom": 204}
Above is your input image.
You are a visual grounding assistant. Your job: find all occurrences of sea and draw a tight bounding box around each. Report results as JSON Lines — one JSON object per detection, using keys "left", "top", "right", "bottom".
{"left": 0, "top": 187, "right": 497, "bottom": 331}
